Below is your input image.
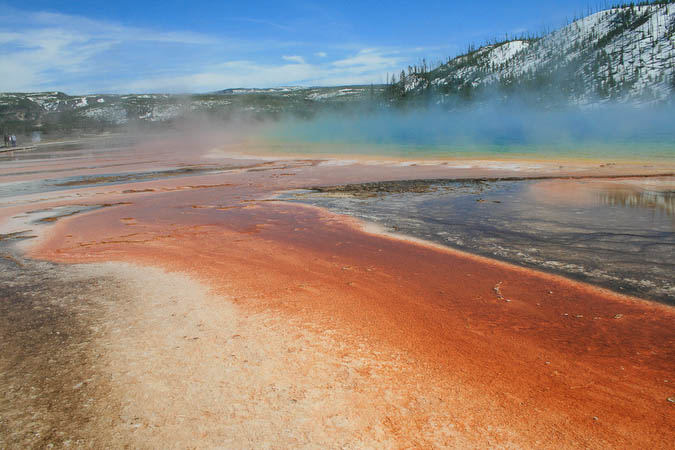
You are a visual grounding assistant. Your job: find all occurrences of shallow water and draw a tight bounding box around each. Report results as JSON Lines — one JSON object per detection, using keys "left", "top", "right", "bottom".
{"left": 265, "top": 108, "right": 675, "bottom": 161}
{"left": 284, "top": 178, "right": 675, "bottom": 304}
{"left": 0, "top": 165, "right": 250, "bottom": 199}
{"left": 262, "top": 139, "right": 675, "bottom": 162}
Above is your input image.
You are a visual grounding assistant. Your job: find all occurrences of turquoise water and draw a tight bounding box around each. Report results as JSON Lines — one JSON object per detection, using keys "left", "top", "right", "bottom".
{"left": 266, "top": 107, "right": 675, "bottom": 161}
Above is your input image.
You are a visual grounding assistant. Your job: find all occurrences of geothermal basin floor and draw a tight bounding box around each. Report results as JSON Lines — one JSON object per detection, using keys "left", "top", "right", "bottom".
{"left": 0, "top": 142, "right": 673, "bottom": 448}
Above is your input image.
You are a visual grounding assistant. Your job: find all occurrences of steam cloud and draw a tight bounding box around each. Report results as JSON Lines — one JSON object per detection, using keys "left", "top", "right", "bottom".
{"left": 265, "top": 103, "right": 675, "bottom": 160}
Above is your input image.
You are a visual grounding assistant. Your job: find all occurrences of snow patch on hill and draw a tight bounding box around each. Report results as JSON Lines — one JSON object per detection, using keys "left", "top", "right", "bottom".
{"left": 409, "top": 4, "right": 674, "bottom": 105}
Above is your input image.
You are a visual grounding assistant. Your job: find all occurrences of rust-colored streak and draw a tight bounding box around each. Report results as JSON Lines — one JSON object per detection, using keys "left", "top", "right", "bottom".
{"left": 32, "top": 190, "right": 675, "bottom": 449}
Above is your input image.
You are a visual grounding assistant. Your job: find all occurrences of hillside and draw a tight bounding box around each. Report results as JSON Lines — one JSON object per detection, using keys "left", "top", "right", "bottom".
{"left": 395, "top": 3, "right": 675, "bottom": 105}
{"left": 1, "top": 3, "right": 674, "bottom": 136}
{"left": 0, "top": 86, "right": 384, "bottom": 135}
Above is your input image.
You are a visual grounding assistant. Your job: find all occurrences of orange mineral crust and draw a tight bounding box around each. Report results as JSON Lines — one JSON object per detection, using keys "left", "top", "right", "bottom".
{"left": 32, "top": 186, "right": 675, "bottom": 448}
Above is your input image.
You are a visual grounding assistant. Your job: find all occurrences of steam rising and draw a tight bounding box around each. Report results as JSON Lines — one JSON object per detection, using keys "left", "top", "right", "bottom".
{"left": 265, "top": 103, "right": 675, "bottom": 160}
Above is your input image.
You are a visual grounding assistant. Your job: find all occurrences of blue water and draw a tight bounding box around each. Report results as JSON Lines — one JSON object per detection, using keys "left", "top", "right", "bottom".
{"left": 266, "top": 106, "right": 675, "bottom": 161}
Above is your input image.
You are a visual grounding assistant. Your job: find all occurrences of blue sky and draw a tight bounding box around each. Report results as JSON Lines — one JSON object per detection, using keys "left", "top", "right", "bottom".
{"left": 1, "top": 1, "right": 606, "bottom": 94}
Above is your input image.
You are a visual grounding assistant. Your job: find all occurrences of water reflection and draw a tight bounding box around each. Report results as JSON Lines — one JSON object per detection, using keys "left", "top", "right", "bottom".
{"left": 287, "top": 178, "right": 675, "bottom": 304}
{"left": 596, "top": 189, "right": 674, "bottom": 217}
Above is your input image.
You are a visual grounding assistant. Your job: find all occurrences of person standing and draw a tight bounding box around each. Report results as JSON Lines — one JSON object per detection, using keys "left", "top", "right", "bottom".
{"left": 11, "top": 135, "right": 17, "bottom": 147}
{"left": 3, "top": 134, "right": 7, "bottom": 147}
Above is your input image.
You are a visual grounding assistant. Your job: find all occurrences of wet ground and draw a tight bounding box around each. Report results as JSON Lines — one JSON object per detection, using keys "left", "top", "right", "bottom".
{"left": 0, "top": 136, "right": 136, "bottom": 163}
{"left": 0, "top": 164, "right": 262, "bottom": 199}
{"left": 1, "top": 137, "right": 674, "bottom": 447}
{"left": 284, "top": 177, "right": 675, "bottom": 304}
{"left": 0, "top": 234, "right": 113, "bottom": 448}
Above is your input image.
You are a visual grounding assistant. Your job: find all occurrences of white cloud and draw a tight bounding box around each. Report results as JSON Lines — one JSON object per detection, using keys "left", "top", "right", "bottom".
{"left": 282, "top": 55, "right": 305, "bottom": 64}
{"left": 26, "top": 10, "right": 219, "bottom": 45}
{"left": 325, "top": 48, "right": 404, "bottom": 83}
{"left": 0, "top": 27, "right": 120, "bottom": 91}
{"left": 119, "top": 56, "right": 389, "bottom": 93}
{"left": 0, "top": 6, "right": 441, "bottom": 93}
{"left": 331, "top": 48, "right": 402, "bottom": 69}
{"left": 0, "top": 7, "right": 228, "bottom": 92}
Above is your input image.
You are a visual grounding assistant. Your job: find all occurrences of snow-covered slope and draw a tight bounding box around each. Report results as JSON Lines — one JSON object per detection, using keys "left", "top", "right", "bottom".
{"left": 1, "top": 4, "right": 673, "bottom": 132}
{"left": 403, "top": 3, "right": 675, "bottom": 105}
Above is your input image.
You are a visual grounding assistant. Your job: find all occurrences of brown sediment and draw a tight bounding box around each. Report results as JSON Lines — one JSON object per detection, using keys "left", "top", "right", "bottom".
{"left": 310, "top": 173, "right": 675, "bottom": 199}
{"left": 1, "top": 252, "right": 24, "bottom": 266}
{"left": 30, "top": 178, "right": 675, "bottom": 449}
{"left": 50, "top": 165, "right": 248, "bottom": 187}
{"left": 0, "top": 231, "right": 33, "bottom": 241}
{"left": 0, "top": 257, "right": 114, "bottom": 448}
